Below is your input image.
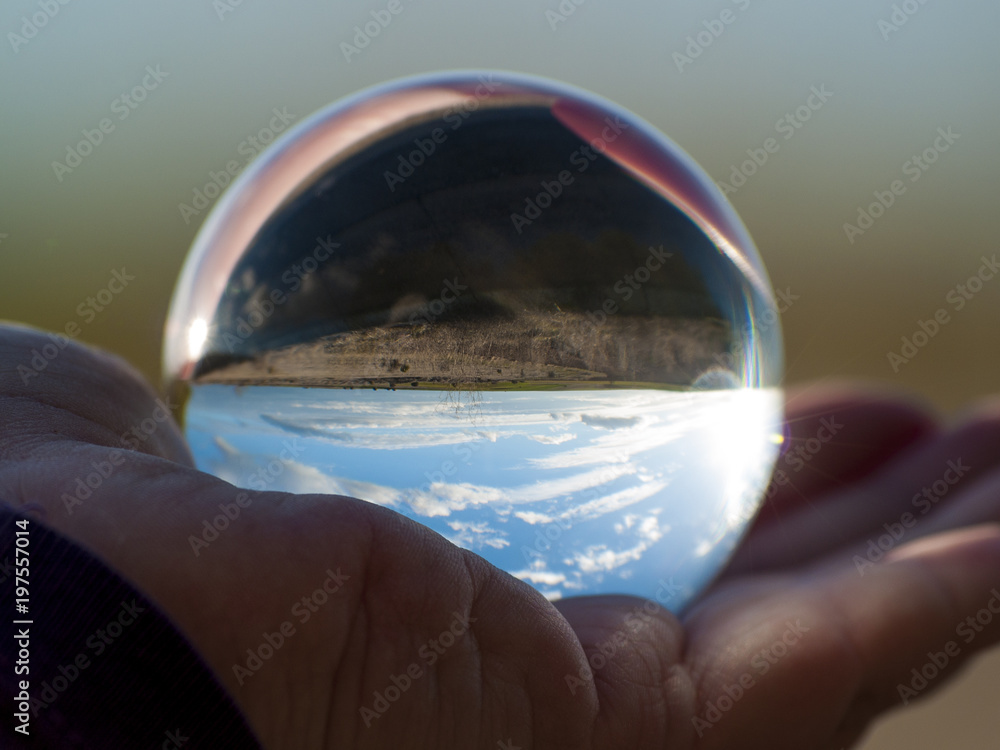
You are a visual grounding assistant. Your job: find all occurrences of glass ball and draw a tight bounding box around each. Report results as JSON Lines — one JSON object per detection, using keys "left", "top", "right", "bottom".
{"left": 164, "top": 71, "right": 783, "bottom": 611}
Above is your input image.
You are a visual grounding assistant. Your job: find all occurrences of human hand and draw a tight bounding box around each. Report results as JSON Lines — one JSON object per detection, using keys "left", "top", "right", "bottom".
{"left": 2, "top": 323, "right": 999, "bottom": 749}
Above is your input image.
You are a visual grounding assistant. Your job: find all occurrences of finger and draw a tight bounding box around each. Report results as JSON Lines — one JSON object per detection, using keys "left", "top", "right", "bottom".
{"left": 0, "top": 323, "right": 193, "bottom": 466}
{"left": 758, "top": 382, "right": 938, "bottom": 525}
{"left": 896, "top": 398, "right": 1000, "bottom": 539}
{"left": 728, "top": 408, "right": 1000, "bottom": 575}
{"left": 910, "top": 468, "right": 1000, "bottom": 535}
{"left": 682, "top": 525, "right": 1000, "bottom": 750}
{"left": 837, "top": 459, "right": 1000, "bottom": 565}
{"left": 552, "top": 595, "right": 689, "bottom": 749}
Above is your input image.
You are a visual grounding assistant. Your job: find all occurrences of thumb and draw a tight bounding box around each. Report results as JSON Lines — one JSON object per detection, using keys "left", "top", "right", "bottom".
{"left": 0, "top": 322, "right": 192, "bottom": 465}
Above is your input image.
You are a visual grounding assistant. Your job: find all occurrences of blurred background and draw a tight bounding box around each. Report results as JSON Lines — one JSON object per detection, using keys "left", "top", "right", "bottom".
{"left": 2, "top": 0, "right": 998, "bottom": 745}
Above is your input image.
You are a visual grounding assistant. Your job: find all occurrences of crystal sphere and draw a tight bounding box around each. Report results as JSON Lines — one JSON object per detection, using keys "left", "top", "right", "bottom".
{"left": 164, "top": 71, "right": 783, "bottom": 611}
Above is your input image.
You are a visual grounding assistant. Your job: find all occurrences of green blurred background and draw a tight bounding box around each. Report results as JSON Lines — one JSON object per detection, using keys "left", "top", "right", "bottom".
{"left": 2, "top": 1, "right": 999, "bottom": 745}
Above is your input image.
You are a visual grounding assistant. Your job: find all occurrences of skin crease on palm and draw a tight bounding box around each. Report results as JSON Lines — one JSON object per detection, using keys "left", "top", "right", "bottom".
{"left": 2, "top": 324, "right": 1000, "bottom": 749}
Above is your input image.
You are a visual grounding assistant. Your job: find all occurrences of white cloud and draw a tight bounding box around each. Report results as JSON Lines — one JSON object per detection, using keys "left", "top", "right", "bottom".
{"left": 567, "top": 515, "right": 666, "bottom": 573}
{"left": 259, "top": 414, "right": 481, "bottom": 450}
{"left": 511, "top": 569, "right": 567, "bottom": 586}
{"left": 446, "top": 520, "right": 509, "bottom": 550}
{"left": 561, "top": 480, "right": 670, "bottom": 523}
{"left": 511, "top": 463, "right": 635, "bottom": 504}
{"left": 529, "top": 433, "right": 576, "bottom": 445}
{"left": 579, "top": 414, "right": 642, "bottom": 430}
{"left": 404, "top": 483, "right": 508, "bottom": 517}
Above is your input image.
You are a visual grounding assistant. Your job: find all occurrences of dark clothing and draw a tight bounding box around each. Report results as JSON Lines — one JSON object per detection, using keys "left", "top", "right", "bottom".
{"left": 0, "top": 506, "right": 262, "bottom": 749}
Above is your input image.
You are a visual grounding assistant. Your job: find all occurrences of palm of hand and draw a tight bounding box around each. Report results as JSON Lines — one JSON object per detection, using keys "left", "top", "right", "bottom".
{"left": 2, "top": 325, "right": 999, "bottom": 750}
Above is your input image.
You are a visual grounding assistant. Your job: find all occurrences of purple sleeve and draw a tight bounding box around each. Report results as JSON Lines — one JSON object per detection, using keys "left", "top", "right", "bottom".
{"left": 0, "top": 505, "right": 262, "bottom": 749}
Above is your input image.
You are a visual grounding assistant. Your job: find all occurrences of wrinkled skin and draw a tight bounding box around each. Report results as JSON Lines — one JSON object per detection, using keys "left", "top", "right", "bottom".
{"left": 2, "top": 323, "right": 999, "bottom": 749}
